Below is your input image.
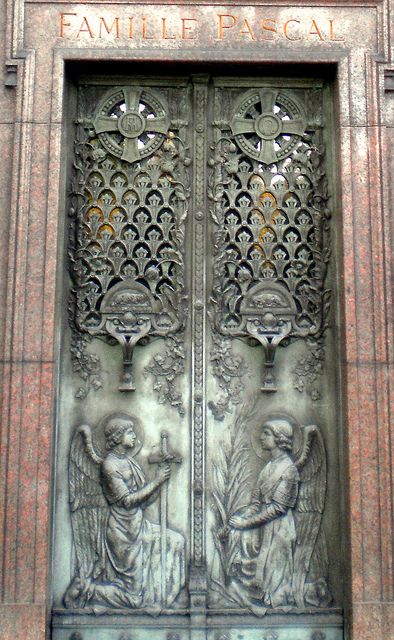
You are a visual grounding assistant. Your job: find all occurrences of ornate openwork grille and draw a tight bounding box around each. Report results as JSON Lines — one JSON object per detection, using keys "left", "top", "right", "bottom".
{"left": 68, "top": 81, "right": 332, "bottom": 395}
{"left": 210, "top": 85, "right": 331, "bottom": 390}
{"left": 69, "top": 85, "right": 190, "bottom": 390}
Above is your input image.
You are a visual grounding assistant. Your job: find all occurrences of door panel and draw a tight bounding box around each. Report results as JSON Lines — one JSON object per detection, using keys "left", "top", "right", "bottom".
{"left": 52, "top": 73, "right": 344, "bottom": 640}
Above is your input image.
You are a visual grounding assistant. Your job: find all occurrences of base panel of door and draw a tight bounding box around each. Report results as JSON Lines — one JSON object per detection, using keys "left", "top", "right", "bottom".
{"left": 52, "top": 609, "right": 344, "bottom": 640}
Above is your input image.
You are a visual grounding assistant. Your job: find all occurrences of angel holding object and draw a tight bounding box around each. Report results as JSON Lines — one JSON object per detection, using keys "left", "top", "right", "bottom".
{"left": 63, "top": 412, "right": 185, "bottom": 611}
{"left": 214, "top": 414, "right": 332, "bottom": 613}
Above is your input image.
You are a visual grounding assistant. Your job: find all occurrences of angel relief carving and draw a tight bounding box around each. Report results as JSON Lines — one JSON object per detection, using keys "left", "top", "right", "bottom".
{"left": 211, "top": 410, "right": 332, "bottom": 614}
{"left": 63, "top": 413, "right": 185, "bottom": 612}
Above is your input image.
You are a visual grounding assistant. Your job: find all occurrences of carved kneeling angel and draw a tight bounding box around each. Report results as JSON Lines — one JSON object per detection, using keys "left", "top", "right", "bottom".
{"left": 63, "top": 413, "right": 185, "bottom": 611}
{"left": 214, "top": 414, "right": 332, "bottom": 612}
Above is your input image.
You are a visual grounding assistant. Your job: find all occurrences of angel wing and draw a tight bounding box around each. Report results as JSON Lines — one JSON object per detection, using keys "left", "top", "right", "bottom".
{"left": 292, "top": 424, "right": 329, "bottom": 608}
{"left": 68, "top": 424, "right": 108, "bottom": 584}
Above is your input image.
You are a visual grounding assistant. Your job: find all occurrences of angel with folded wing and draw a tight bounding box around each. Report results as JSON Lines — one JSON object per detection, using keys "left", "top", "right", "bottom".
{"left": 226, "top": 414, "right": 332, "bottom": 610}
{"left": 63, "top": 412, "right": 185, "bottom": 611}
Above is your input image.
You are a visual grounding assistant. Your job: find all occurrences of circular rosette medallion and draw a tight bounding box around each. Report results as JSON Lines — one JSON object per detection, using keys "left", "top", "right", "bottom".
{"left": 230, "top": 89, "right": 307, "bottom": 165}
{"left": 93, "top": 86, "right": 170, "bottom": 163}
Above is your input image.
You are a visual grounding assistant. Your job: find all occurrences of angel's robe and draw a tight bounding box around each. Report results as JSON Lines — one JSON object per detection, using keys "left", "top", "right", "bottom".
{"left": 92, "top": 451, "right": 185, "bottom": 609}
{"left": 236, "top": 452, "right": 299, "bottom": 607}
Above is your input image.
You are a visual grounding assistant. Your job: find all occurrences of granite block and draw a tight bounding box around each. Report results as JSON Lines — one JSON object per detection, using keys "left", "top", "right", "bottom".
{"left": 351, "top": 602, "right": 384, "bottom": 639}
{"left": 33, "top": 362, "right": 53, "bottom": 601}
{"left": 343, "top": 363, "right": 364, "bottom": 601}
{"left": 0, "top": 361, "right": 23, "bottom": 602}
{"left": 383, "top": 602, "right": 394, "bottom": 640}
{"left": 2, "top": 121, "right": 34, "bottom": 363}
{"left": 351, "top": 602, "right": 394, "bottom": 640}
{"left": 21, "top": 125, "right": 51, "bottom": 362}
{"left": 41, "top": 124, "right": 63, "bottom": 360}
{"left": 339, "top": 124, "right": 391, "bottom": 365}
{"left": 337, "top": 125, "right": 358, "bottom": 364}
{"left": 0, "top": 604, "right": 46, "bottom": 640}
{"left": 344, "top": 363, "right": 394, "bottom": 604}
{"left": 0, "top": 124, "right": 13, "bottom": 362}
{"left": 0, "top": 363, "right": 53, "bottom": 603}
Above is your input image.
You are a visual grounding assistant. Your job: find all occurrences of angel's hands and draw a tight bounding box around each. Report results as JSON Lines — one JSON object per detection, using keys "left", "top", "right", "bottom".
{"left": 229, "top": 514, "right": 248, "bottom": 529}
{"left": 77, "top": 424, "right": 91, "bottom": 437}
{"left": 217, "top": 525, "right": 230, "bottom": 541}
{"left": 156, "top": 462, "right": 171, "bottom": 484}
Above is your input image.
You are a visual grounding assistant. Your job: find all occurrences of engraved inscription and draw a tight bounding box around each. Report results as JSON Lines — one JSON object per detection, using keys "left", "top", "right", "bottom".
{"left": 59, "top": 12, "right": 344, "bottom": 44}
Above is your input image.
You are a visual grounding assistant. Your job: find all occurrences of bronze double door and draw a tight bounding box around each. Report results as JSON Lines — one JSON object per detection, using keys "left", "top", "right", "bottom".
{"left": 52, "top": 73, "right": 344, "bottom": 639}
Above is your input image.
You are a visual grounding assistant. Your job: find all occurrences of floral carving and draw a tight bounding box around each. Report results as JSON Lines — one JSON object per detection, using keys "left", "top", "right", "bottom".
{"left": 144, "top": 335, "right": 186, "bottom": 416}
{"left": 292, "top": 336, "right": 325, "bottom": 400}
{"left": 211, "top": 404, "right": 256, "bottom": 580}
{"left": 70, "top": 331, "right": 102, "bottom": 400}
{"left": 208, "top": 334, "right": 249, "bottom": 420}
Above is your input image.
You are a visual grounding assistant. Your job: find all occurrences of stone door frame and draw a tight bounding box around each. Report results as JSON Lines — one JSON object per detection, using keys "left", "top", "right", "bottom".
{"left": 0, "top": 1, "right": 393, "bottom": 638}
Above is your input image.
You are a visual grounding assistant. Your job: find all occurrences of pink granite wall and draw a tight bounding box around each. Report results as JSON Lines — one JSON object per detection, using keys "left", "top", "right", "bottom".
{"left": 0, "top": 1, "right": 393, "bottom": 639}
